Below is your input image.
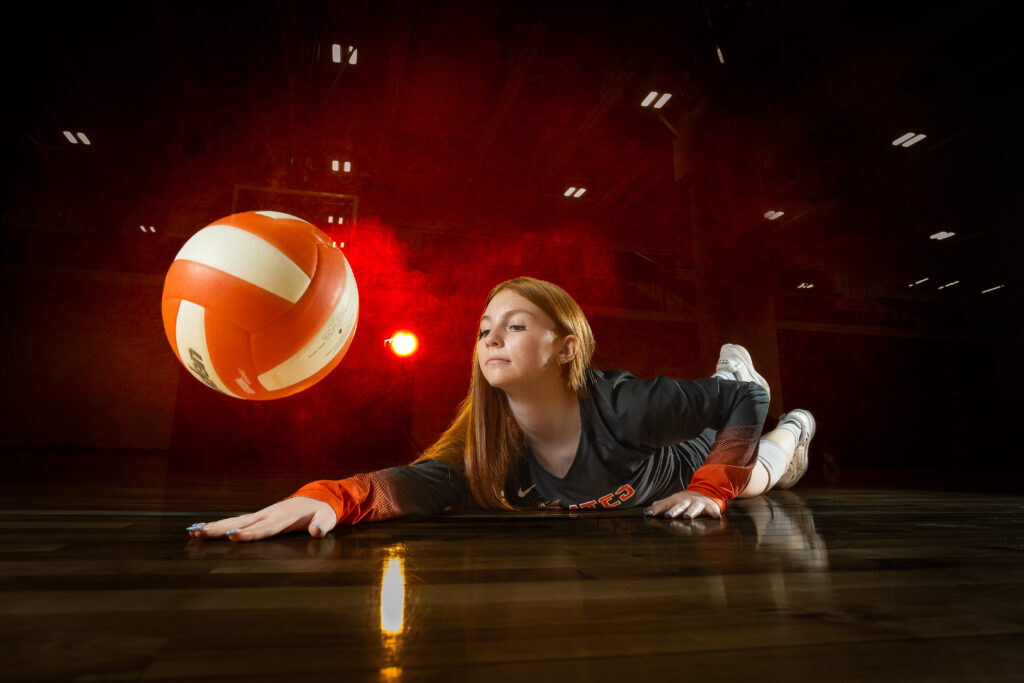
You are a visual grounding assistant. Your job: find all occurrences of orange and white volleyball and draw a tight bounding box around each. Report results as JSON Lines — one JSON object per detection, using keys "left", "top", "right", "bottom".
{"left": 161, "top": 210, "right": 359, "bottom": 400}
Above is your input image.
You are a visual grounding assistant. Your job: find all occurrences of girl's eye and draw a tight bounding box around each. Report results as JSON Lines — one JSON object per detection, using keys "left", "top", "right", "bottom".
{"left": 479, "top": 324, "right": 524, "bottom": 339}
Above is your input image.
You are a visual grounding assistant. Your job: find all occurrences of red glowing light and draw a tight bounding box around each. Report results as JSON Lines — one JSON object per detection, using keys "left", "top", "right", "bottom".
{"left": 388, "top": 331, "right": 418, "bottom": 357}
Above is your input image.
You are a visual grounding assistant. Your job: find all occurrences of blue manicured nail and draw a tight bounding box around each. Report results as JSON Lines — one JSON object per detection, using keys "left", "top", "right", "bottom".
{"left": 226, "top": 529, "right": 239, "bottom": 534}
{"left": 643, "top": 509, "right": 654, "bottom": 517}
{"left": 186, "top": 524, "right": 203, "bottom": 530}
{"left": 313, "top": 523, "right": 324, "bottom": 531}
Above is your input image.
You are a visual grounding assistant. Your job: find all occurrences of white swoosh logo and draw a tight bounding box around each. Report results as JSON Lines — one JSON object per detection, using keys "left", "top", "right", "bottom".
{"left": 517, "top": 484, "right": 536, "bottom": 498}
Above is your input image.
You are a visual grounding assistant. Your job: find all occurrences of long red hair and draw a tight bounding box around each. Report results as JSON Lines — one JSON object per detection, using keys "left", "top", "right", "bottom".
{"left": 412, "top": 277, "right": 596, "bottom": 510}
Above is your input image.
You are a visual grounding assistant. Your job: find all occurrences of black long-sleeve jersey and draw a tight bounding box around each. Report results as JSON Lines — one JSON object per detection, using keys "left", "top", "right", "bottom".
{"left": 280, "top": 368, "right": 769, "bottom": 522}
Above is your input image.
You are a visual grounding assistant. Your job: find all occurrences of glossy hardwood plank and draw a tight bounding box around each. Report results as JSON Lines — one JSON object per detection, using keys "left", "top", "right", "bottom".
{"left": 0, "top": 489, "right": 1022, "bottom": 681}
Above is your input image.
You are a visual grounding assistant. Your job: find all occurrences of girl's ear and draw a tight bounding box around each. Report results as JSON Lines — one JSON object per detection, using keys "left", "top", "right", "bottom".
{"left": 558, "top": 335, "right": 579, "bottom": 365}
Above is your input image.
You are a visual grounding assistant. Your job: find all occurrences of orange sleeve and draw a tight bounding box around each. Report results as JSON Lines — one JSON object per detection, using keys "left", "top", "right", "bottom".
{"left": 275, "top": 460, "right": 471, "bottom": 525}
{"left": 685, "top": 463, "right": 754, "bottom": 513}
{"left": 278, "top": 475, "right": 380, "bottom": 525}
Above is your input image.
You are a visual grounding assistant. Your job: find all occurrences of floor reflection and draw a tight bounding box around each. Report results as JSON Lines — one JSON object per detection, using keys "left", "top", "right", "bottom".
{"left": 734, "top": 491, "right": 830, "bottom": 570}
{"left": 380, "top": 547, "right": 407, "bottom": 635}
{"left": 379, "top": 544, "right": 407, "bottom": 667}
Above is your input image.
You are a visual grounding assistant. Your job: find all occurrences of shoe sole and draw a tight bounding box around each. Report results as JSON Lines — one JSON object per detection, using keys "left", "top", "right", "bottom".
{"left": 722, "top": 343, "right": 770, "bottom": 401}
{"left": 775, "top": 409, "right": 815, "bottom": 489}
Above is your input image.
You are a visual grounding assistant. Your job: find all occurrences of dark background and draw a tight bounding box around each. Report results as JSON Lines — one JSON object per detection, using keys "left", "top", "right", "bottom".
{"left": 1, "top": 0, "right": 1020, "bottom": 510}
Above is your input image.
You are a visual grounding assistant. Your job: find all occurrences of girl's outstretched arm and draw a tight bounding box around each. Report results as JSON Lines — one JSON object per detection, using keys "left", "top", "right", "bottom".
{"left": 186, "top": 458, "right": 470, "bottom": 542}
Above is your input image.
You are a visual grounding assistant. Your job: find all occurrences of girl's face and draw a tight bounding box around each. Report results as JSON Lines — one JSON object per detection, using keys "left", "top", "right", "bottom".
{"left": 477, "top": 289, "right": 569, "bottom": 392}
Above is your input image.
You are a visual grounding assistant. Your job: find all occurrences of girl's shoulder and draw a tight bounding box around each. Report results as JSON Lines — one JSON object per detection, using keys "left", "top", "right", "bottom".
{"left": 586, "top": 368, "right": 686, "bottom": 415}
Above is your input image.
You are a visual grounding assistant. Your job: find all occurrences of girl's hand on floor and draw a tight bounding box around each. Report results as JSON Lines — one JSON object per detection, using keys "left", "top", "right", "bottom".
{"left": 645, "top": 490, "right": 722, "bottom": 520}
{"left": 185, "top": 497, "right": 338, "bottom": 542}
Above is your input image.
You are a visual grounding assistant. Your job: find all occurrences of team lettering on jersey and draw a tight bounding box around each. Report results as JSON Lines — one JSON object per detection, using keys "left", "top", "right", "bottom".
{"left": 567, "top": 484, "right": 635, "bottom": 510}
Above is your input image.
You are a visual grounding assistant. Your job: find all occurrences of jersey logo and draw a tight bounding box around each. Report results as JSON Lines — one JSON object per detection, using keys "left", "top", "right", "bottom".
{"left": 517, "top": 484, "right": 536, "bottom": 498}
{"left": 568, "top": 484, "right": 636, "bottom": 510}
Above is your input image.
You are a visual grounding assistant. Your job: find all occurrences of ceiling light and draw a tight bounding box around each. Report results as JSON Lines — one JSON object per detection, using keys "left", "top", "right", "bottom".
{"left": 348, "top": 46, "right": 358, "bottom": 65}
{"left": 332, "top": 44, "right": 342, "bottom": 63}
{"left": 909, "top": 277, "right": 929, "bottom": 287}
{"left": 328, "top": 216, "right": 334, "bottom": 224}
{"left": 765, "top": 210, "right": 784, "bottom": 220}
{"left": 343, "top": 161, "right": 351, "bottom": 173}
{"left": 653, "top": 93, "right": 672, "bottom": 109}
{"left": 716, "top": 46, "right": 725, "bottom": 63}
{"left": 937, "top": 280, "right": 959, "bottom": 290}
{"left": 641, "top": 92, "right": 658, "bottom": 107}
{"left": 573, "top": 188, "right": 586, "bottom": 198}
{"left": 930, "top": 231, "right": 955, "bottom": 240}
{"left": 797, "top": 283, "right": 814, "bottom": 289}
{"left": 76, "top": 132, "right": 90, "bottom": 145}
{"left": 981, "top": 284, "right": 1005, "bottom": 294}
{"left": 331, "top": 160, "right": 339, "bottom": 172}
{"left": 149, "top": 226, "right": 156, "bottom": 233}
{"left": 63, "top": 130, "right": 77, "bottom": 144}
{"left": 139, "top": 225, "right": 147, "bottom": 233}
{"left": 564, "top": 187, "right": 576, "bottom": 197}
{"left": 893, "top": 131, "right": 926, "bottom": 147}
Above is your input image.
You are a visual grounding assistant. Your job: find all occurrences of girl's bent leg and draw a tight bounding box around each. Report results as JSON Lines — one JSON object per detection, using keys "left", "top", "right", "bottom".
{"left": 736, "top": 428, "right": 798, "bottom": 498}
{"left": 736, "top": 461, "right": 772, "bottom": 499}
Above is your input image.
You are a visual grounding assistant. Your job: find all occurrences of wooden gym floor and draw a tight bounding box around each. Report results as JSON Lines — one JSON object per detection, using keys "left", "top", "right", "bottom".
{"left": 1, "top": 488, "right": 1022, "bottom": 682}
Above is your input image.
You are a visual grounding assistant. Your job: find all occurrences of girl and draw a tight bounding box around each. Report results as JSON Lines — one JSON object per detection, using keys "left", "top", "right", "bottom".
{"left": 187, "top": 277, "right": 815, "bottom": 542}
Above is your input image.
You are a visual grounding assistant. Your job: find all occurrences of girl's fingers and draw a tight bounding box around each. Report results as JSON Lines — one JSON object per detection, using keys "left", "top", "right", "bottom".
{"left": 647, "top": 496, "right": 683, "bottom": 517}
{"left": 189, "top": 514, "right": 262, "bottom": 539}
{"left": 683, "top": 501, "right": 705, "bottom": 519}
{"left": 646, "top": 494, "right": 722, "bottom": 520}
{"left": 646, "top": 504, "right": 663, "bottom": 516}
{"left": 667, "top": 501, "right": 690, "bottom": 518}
{"left": 226, "top": 514, "right": 306, "bottom": 542}
{"left": 186, "top": 498, "right": 336, "bottom": 542}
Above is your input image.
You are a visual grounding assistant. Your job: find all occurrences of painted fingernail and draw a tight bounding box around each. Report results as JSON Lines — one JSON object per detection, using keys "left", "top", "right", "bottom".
{"left": 683, "top": 514, "right": 692, "bottom": 519}
{"left": 186, "top": 524, "right": 204, "bottom": 530}
{"left": 313, "top": 523, "right": 324, "bottom": 532}
{"left": 226, "top": 529, "right": 239, "bottom": 534}
{"left": 643, "top": 509, "right": 654, "bottom": 516}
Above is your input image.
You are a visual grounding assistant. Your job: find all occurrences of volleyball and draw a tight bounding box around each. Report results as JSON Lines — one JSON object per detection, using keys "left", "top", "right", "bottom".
{"left": 161, "top": 210, "right": 359, "bottom": 400}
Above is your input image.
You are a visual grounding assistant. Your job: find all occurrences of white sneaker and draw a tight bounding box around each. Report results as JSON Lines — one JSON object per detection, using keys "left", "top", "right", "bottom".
{"left": 715, "top": 343, "right": 770, "bottom": 402}
{"left": 774, "top": 409, "right": 816, "bottom": 489}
